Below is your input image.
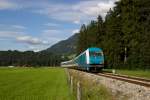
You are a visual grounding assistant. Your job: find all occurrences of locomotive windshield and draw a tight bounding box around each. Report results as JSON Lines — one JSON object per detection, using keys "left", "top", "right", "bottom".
{"left": 89, "top": 51, "right": 102, "bottom": 57}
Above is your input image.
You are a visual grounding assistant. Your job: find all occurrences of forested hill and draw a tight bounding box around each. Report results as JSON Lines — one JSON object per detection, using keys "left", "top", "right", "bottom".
{"left": 44, "top": 33, "right": 79, "bottom": 55}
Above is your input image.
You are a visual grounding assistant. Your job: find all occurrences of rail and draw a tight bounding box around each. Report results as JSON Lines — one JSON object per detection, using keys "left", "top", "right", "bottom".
{"left": 96, "top": 72, "right": 150, "bottom": 87}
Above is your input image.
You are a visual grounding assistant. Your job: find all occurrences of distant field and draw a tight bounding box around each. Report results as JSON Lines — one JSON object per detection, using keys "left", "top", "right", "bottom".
{"left": 104, "top": 69, "right": 150, "bottom": 79}
{"left": 0, "top": 67, "right": 73, "bottom": 100}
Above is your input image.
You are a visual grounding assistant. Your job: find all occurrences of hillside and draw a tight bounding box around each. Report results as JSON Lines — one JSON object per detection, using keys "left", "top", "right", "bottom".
{"left": 44, "top": 33, "right": 79, "bottom": 55}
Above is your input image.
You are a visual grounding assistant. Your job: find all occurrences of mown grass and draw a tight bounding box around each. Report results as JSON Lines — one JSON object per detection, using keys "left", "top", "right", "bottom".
{"left": 103, "top": 69, "right": 150, "bottom": 79}
{"left": 0, "top": 67, "right": 73, "bottom": 100}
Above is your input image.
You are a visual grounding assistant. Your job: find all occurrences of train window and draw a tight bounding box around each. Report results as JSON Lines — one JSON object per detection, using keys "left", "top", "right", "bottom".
{"left": 89, "top": 52, "right": 102, "bottom": 56}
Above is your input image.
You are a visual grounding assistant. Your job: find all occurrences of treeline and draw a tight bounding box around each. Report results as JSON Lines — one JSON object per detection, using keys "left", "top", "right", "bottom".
{"left": 0, "top": 50, "right": 67, "bottom": 67}
{"left": 77, "top": 0, "right": 150, "bottom": 70}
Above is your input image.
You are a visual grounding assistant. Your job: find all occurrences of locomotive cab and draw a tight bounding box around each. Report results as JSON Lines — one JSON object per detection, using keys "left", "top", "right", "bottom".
{"left": 89, "top": 51, "right": 103, "bottom": 64}
{"left": 87, "top": 48, "right": 104, "bottom": 72}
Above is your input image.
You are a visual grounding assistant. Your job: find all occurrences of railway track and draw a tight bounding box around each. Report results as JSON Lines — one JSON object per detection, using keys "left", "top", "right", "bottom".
{"left": 69, "top": 68, "right": 150, "bottom": 87}
{"left": 96, "top": 72, "right": 150, "bottom": 87}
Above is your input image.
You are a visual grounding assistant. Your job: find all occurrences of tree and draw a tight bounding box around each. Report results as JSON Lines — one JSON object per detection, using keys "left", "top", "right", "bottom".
{"left": 77, "top": 24, "right": 88, "bottom": 53}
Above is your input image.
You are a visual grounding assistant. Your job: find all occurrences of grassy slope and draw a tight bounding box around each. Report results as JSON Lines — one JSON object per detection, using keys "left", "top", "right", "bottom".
{"left": 0, "top": 67, "right": 73, "bottom": 100}
{"left": 104, "top": 69, "right": 150, "bottom": 79}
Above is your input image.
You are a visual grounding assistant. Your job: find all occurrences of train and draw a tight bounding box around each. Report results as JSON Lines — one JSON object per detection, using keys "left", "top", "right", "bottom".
{"left": 61, "top": 47, "right": 104, "bottom": 72}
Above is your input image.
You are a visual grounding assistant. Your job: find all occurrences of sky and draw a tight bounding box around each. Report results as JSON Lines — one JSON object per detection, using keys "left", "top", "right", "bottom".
{"left": 0, "top": 0, "right": 118, "bottom": 52}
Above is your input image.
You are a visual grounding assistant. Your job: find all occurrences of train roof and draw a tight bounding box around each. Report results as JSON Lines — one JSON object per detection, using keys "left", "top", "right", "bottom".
{"left": 75, "top": 47, "right": 103, "bottom": 59}
{"left": 87, "top": 47, "right": 103, "bottom": 52}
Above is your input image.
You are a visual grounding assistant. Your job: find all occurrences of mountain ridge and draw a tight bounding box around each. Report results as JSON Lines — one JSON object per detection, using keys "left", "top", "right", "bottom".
{"left": 43, "top": 33, "right": 79, "bottom": 55}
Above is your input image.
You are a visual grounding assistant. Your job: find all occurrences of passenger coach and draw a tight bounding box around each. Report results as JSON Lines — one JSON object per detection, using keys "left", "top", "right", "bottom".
{"left": 61, "top": 47, "right": 104, "bottom": 72}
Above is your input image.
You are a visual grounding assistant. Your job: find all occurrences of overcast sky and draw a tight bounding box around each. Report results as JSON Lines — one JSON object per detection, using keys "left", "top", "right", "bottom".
{"left": 0, "top": 0, "right": 118, "bottom": 52}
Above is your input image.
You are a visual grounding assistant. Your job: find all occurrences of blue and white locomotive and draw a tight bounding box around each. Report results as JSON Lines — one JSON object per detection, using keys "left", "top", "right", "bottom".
{"left": 61, "top": 47, "right": 104, "bottom": 72}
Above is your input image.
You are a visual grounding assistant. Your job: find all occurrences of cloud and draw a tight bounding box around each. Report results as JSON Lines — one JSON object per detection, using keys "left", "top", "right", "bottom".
{"left": 27, "top": 45, "right": 50, "bottom": 52}
{"left": 75, "top": 0, "right": 115, "bottom": 17}
{"left": 74, "top": 20, "right": 80, "bottom": 24}
{"left": 44, "top": 23, "right": 60, "bottom": 27}
{"left": 72, "top": 29, "right": 79, "bottom": 34}
{"left": 0, "top": 0, "right": 117, "bottom": 23}
{"left": 34, "top": 0, "right": 116, "bottom": 23}
{"left": 0, "top": 24, "right": 47, "bottom": 46}
{"left": 0, "top": 30, "right": 48, "bottom": 45}
{"left": 0, "top": 0, "right": 20, "bottom": 10}
{"left": 42, "top": 29, "right": 67, "bottom": 41}
{"left": 16, "top": 36, "right": 48, "bottom": 45}
{"left": 0, "top": 24, "right": 26, "bottom": 31}
{"left": 0, "top": 31, "right": 23, "bottom": 38}
{"left": 0, "top": 0, "right": 118, "bottom": 51}
{"left": 44, "top": 23, "right": 60, "bottom": 30}
{"left": 40, "top": 29, "right": 75, "bottom": 45}
{"left": 11, "top": 25, "right": 26, "bottom": 30}
{"left": 43, "top": 29, "right": 62, "bottom": 35}
{"left": 0, "top": 0, "right": 49, "bottom": 10}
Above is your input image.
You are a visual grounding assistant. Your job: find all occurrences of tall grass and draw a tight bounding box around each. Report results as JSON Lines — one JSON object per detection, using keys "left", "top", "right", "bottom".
{"left": 69, "top": 70, "right": 113, "bottom": 100}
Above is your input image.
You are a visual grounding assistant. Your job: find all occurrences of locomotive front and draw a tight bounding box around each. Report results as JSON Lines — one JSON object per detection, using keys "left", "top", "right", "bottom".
{"left": 87, "top": 47, "right": 104, "bottom": 71}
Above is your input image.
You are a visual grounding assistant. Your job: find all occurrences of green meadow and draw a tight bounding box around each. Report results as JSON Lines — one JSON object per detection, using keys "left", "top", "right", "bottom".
{"left": 0, "top": 67, "right": 73, "bottom": 100}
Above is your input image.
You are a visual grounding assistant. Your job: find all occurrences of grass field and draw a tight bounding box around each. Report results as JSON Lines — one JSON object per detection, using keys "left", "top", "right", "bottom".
{"left": 104, "top": 69, "right": 150, "bottom": 79}
{"left": 0, "top": 67, "right": 73, "bottom": 100}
